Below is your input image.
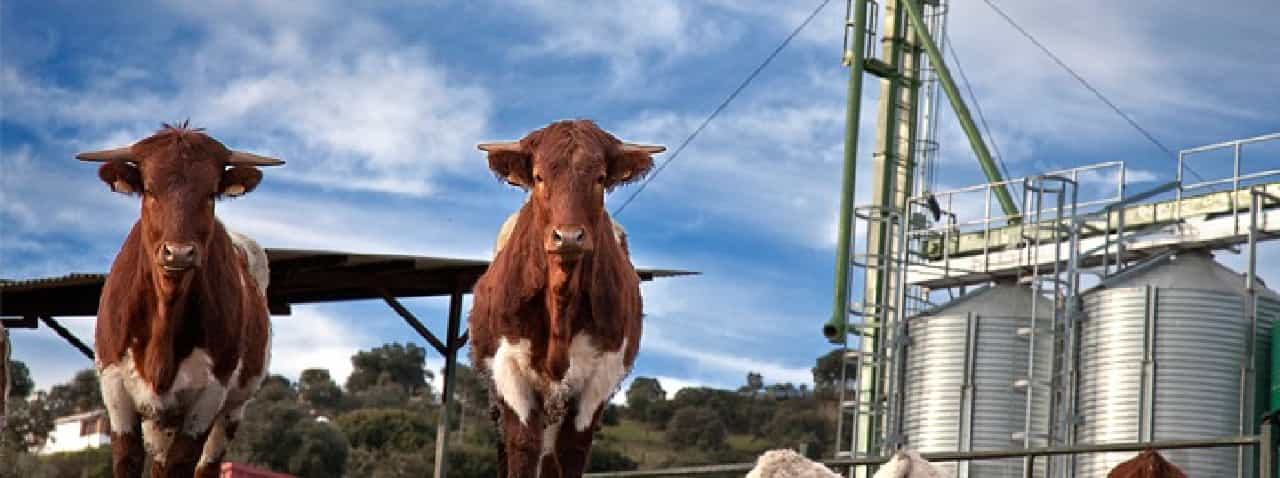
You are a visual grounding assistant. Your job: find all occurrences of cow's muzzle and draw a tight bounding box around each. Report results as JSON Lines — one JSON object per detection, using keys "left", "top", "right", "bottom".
{"left": 546, "top": 225, "right": 592, "bottom": 257}
{"left": 157, "top": 241, "right": 200, "bottom": 272}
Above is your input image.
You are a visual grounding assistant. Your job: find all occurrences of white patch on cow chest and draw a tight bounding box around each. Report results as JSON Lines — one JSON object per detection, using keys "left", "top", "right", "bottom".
{"left": 488, "top": 337, "right": 541, "bottom": 425}
{"left": 99, "top": 349, "right": 230, "bottom": 451}
{"left": 561, "top": 334, "right": 629, "bottom": 431}
{"left": 487, "top": 334, "right": 630, "bottom": 433}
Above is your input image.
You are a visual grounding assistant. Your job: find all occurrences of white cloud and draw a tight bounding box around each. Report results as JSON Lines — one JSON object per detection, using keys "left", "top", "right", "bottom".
{"left": 615, "top": 93, "right": 848, "bottom": 250}
{"left": 268, "top": 307, "right": 374, "bottom": 384}
{"left": 1, "top": 3, "right": 490, "bottom": 198}
{"left": 641, "top": 326, "right": 812, "bottom": 386}
{"left": 504, "top": 0, "right": 736, "bottom": 89}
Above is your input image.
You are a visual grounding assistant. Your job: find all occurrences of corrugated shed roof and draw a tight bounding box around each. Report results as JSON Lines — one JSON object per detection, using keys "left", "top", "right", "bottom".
{"left": 0, "top": 249, "right": 696, "bottom": 318}
{"left": 0, "top": 273, "right": 106, "bottom": 292}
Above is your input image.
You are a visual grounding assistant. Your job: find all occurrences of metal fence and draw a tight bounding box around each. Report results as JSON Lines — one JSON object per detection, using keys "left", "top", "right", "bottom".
{"left": 586, "top": 424, "right": 1276, "bottom": 477}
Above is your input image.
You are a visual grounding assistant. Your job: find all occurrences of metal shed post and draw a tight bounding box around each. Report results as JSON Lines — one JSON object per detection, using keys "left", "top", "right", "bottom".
{"left": 434, "top": 286, "right": 464, "bottom": 478}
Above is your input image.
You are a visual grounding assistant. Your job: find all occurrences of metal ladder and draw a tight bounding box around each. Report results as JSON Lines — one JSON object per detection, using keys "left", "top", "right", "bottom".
{"left": 1013, "top": 175, "right": 1078, "bottom": 478}
{"left": 835, "top": 205, "right": 909, "bottom": 470}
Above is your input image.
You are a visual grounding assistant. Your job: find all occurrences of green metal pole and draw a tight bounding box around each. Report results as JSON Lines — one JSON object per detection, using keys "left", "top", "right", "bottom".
{"left": 899, "top": 0, "right": 1019, "bottom": 217}
{"left": 825, "top": 0, "right": 871, "bottom": 343}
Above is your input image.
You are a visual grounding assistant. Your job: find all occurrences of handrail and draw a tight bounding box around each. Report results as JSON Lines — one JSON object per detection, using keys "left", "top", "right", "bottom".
{"left": 585, "top": 435, "right": 1264, "bottom": 477}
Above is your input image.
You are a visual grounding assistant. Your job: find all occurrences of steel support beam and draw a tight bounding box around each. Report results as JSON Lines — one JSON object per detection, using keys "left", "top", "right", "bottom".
{"left": 434, "top": 286, "right": 464, "bottom": 478}
{"left": 38, "top": 315, "right": 94, "bottom": 360}
{"left": 381, "top": 290, "right": 449, "bottom": 356}
{"left": 899, "top": 0, "right": 1018, "bottom": 217}
{"left": 378, "top": 287, "right": 467, "bottom": 478}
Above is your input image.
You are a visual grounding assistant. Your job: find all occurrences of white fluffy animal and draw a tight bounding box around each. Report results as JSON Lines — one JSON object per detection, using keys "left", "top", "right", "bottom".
{"left": 872, "top": 449, "right": 949, "bottom": 478}
{"left": 746, "top": 449, "right": 841, "bottom": 478}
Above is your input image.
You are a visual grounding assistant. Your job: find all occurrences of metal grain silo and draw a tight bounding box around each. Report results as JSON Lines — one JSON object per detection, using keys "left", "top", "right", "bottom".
{"left": 902, "top": 283, "right": 1054, "bottom": 478}
{"left": 1075, "top": 251, "right": 1276, "bottom": 478}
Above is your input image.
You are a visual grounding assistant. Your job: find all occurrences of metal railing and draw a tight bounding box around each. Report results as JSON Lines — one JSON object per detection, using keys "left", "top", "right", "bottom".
{"left": 1177, "top": 132, "right": 1280, "bottom": 236}
{"left": 586, "top": 430, "right": 1275, "bottom": 478}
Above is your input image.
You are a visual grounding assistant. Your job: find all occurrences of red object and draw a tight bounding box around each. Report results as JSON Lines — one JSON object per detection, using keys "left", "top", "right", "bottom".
{"left": 220, "top": 462, "right": 295, "bottom": 478}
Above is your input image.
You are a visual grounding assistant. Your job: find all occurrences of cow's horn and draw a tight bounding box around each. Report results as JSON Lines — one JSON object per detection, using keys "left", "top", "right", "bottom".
{"left": 477, "top": 142, "right": 523, "bottom": 153}
{"left": 228, "top": 150, "right": 285, "bottom": 166}
{"left": 76, "top": 147, "right": 135, "bottom": 162}
{"left": 620, "top": 143, "right": 666, "bottom": 154}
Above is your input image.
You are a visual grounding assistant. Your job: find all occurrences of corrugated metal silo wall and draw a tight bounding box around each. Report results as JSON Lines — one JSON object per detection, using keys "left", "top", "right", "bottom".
{"left": 904, "top": 312, "right": 1051, "bottom": 478}
{"left": 1076, "top": 287, "right": 1274, "bottom": 477}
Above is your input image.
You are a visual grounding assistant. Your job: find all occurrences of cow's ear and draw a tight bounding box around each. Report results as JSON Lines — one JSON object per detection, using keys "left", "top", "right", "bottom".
{"left": 98, "top": 161, "right": 143, "bottom": 195}
{"left": 479, "top": 142, "right": 532, "bottom": 189}
{"left": 220, "top": 166, "right": 263, "bottom": 198}
{"left": 607, "top": 143, "right": 664, "bottom": 189}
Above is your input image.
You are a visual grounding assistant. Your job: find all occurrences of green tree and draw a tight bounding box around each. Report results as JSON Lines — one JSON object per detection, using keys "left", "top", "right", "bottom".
{"left": 742, "top": 372, "right": 764, "bottom": 395}
{"left": 588, "top": 445, "right": 638, "bottom": 472}
{"left": 763, "top": 407, "right": 832, "bottom": 458}
{"left": 1, "top": 394, "right": 54, "bottom": 452}
{"left": 346, "top": 448, "right": 436, "bottom": 478}
{"left": 346, "top": 343, "right": 434, "bottom": 397}
{"left": 601, "top": 403, "right": 621, "bottom": 426}
{"left": 45, "top": 369, "right": 102, "bottom": 417}
{"left": 287, "top": 420, "right": 349, "bottom": 478}
{"left": 257, "top": 374, "right": 297, "bottom": 402}
{"left": 8, "top": 360, "right": 33, "bottom": 399}
{"left": 336, "top": 409, "right": 435, "bottom": 451}
{"left": 740, "top": 371, "right": 765, "bottom": 436}
{"left": 624, "top": 377, "right": 665, "bottom": 420}
{"left": 348, "top": 381, "right": 412, "bottom": 409}
{"left": 227, "top": 399, "right": 309, "bottom": 470}
{"left": 446, "top": 445, "right": 499, "bottom": 478}
{"left": 298, "top": 368, "right": 344, "bottom": 412}
{"left": 665, "top": 406, "right": 727, "bottom": 451}
{"left": 447, "top": 363, "right": 489, "bottom": 436}
{"left": 669, "top": 387, "right": 751, "bottom": 434}
{"left": 813, "top": 348, "right": 855, "bottom": 398}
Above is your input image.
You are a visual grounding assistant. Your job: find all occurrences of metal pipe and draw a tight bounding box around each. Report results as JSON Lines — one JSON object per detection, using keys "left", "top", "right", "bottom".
{"left": 898, "top": 0, "right": 1018, "bottom": 217}
{"left": 585, "top": 436, "right": 1263, "bottom": 477}
{"left": 824, "top": 0, "right": 872, "bottom": 343}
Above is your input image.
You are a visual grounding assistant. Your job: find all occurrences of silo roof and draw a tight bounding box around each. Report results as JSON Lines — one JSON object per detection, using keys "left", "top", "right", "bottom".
{"left": 1091, "top": 250, "right": 1278, "bottom": 298}
{"left": 918, "top": 283, "right": 1054, "bottom": 318}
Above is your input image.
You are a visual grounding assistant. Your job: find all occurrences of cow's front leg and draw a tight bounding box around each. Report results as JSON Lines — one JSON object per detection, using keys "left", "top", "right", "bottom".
{"left": 195, "top": 404, "right": 244, "bottom": 478}
{"left": 100, "top": 365, "right": 144, "bottom": 478}
{"left": 110, "top": 425, "right": 144, "bottom": 478}
{"left": 150, "top": 381, "right": 227, "bottom": 478}
{"left": 501, "top": 401, "right": 545, "bottom": 478}
{"left": 554, "top": 402, "right": 603, "bottom": 478}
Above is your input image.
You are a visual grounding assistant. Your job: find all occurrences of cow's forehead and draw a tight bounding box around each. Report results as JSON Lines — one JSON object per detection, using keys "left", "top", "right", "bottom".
{"left": 140, "top": 154, "right": 223, "bottom": 193}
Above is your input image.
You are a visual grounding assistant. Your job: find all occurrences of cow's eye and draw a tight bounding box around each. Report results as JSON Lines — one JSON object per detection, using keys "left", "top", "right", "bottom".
{"left": 534, "top": 174, "right": 543, "bottom": 183}
{"left": 596, "top": 174, "right": 606, "bottom": 184}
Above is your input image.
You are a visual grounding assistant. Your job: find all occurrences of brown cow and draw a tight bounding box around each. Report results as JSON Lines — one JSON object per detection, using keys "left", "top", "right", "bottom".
{"left": 80, "top": 123, "right": 282, "bottom": 478}
{"left": 469, "top": 120, "right": 663, "bottom": 477}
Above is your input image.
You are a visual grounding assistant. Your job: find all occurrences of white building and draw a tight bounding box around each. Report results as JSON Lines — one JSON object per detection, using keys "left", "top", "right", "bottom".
{"left": 39, "top": 409, "right": 110, "bottom": 455}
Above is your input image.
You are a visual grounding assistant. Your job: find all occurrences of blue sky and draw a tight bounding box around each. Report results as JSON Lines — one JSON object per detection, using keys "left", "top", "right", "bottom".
{"left": 3, "top": 0, "right": 1279, "bottom": 396}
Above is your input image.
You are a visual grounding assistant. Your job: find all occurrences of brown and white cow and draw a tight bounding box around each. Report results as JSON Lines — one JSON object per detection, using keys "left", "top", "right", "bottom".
{"left": 80, "top": 123, "right": 281, "bottom": 478}
{"left": 469, "top": 120, "right": 663, "bottom": 477}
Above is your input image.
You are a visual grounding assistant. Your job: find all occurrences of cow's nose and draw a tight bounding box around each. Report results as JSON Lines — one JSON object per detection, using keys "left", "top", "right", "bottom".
{"left": 159, "top": 242, "right": 198, "bottom": 270}
{"left": 550, "top": 226, "right": 587, "bottom": 251}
